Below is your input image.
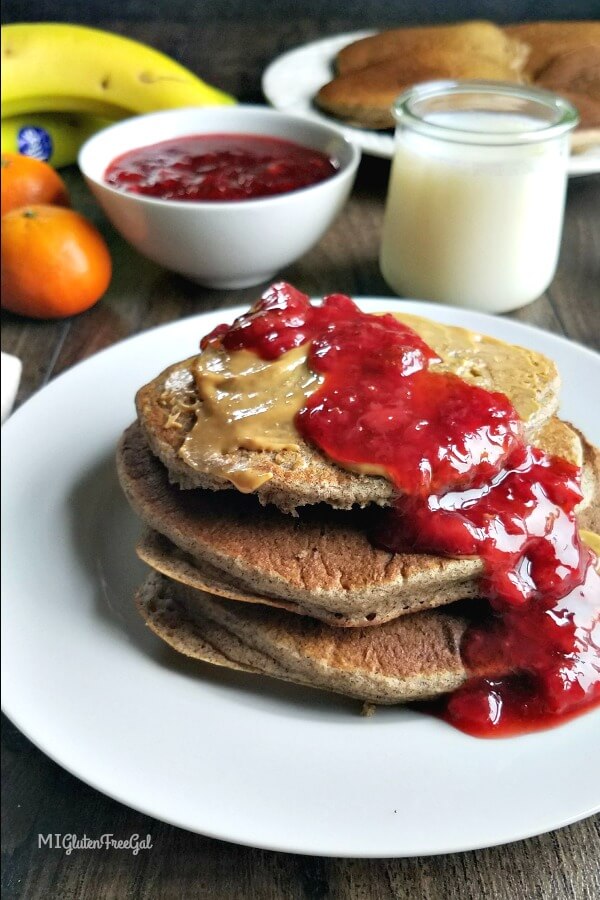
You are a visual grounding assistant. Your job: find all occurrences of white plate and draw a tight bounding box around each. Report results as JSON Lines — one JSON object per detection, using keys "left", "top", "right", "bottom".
{"left": 262, "top": 31, "right": 600, "bottom": 176}
{"left": 2, "top": 300, "right": 600, "bottom": 858}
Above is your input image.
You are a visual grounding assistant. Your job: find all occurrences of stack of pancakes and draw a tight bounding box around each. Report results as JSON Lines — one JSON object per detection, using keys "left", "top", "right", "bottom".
{"left": 315, "top": 20, "right": 600, "bottom": 133}
{"left": 117, "top": 313, "right": 600, "bottom": 707}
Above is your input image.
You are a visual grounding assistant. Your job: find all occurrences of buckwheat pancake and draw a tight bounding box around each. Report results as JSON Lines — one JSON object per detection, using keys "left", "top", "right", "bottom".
{"left": 135, "top": 314, "right": 560, "bottom": 513}
{"left": 118, "top": 419, "right": 598, "bottom": 627}
{"left": 505, "top": 22, "right": 600, "bottom": 132}
{"left": 504, "top": 21, "right": 600, "bottom": 78}
{"left": 579, "top": 432, "right": 600, "bottom": 535}
{"left": 335, "top": 21, "right": 528, "bottom": 76}
{"left": 135, "top": 572, "right": 468, "bottom": 704}
{"left": 315, "top": 52, "right": 525, "bottom": 130}
{"left": 535, "top": 45, "right": 600, "bottom": 131}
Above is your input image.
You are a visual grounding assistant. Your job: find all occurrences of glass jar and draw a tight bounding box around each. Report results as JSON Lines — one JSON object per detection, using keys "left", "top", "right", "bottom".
{"left": 379, "top": 81, "right": 579, "bottom": 313}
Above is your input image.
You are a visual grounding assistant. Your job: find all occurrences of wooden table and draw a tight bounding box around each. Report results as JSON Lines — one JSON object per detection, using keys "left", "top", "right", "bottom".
{"left": 2, "top": 15, "right": 600, "bottom": 900}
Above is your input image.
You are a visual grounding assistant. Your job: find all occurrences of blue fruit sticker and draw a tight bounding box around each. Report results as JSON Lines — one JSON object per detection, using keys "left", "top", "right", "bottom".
{"left": 17, "top": 126, "right": 53, "bottom": 162}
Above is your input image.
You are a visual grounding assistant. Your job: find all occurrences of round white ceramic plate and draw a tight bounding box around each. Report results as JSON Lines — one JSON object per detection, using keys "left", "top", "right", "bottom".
{"left": 2, "top": 300, "right": 600, "bottom": 858}
{"left": 262, "top": 31, "right": 600, "bottom": 176}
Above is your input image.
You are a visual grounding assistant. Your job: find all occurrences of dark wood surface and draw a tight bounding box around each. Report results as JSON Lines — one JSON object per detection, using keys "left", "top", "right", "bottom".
{"left": 2, "top": 13, "right": 600, "bottom": 900}
{"left": 3, "top": 0, "right": 598, "bottom": 26}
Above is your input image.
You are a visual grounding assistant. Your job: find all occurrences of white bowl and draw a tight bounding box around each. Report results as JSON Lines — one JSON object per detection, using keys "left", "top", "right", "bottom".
{"left": 79, "top": 105, "right": 360, "bottom": 289}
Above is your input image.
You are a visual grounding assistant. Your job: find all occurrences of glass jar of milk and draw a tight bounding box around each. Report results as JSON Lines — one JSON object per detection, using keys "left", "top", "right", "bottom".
{"left": 380, "top": 81, "right": 579, "bottom": 313}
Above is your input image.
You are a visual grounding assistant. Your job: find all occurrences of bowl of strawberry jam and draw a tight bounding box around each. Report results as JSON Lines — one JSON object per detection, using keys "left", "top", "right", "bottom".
{"left": 78, "top": 106, "right": 360, "bottom": 288}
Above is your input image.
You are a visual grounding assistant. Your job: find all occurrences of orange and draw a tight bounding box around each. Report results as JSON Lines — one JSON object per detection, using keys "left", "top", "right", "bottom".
{"left": 1, "top": 205, "right": 112, "bottom": 319}
{"left": 1, "top": 152, "right": 70, "bottom": 217}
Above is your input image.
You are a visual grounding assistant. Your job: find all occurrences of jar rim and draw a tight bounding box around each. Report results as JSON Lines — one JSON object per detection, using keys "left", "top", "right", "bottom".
{"left": 392, "top": 80, "right": 580, "bottom": 145}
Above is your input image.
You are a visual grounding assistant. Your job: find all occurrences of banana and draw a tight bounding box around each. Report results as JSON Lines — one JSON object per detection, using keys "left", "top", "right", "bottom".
{"left": 2, "top": 112, "right": 118, "bottom": 168}
{"left": 582, "top": 530, "right": 600, "bottom": 564}
{"left": 1, "top": 23, "right": 235, "bottom": 119}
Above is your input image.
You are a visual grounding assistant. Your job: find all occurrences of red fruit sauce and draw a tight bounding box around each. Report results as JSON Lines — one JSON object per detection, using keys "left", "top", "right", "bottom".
{"left": 104, "top": 134, "right": 338, "bottom": 201}
{"left": 202, "top": 283, "right": 600, "bottom": 738}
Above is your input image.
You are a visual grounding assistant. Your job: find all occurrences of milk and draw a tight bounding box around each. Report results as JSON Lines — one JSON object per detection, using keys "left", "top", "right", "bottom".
{"left": 380, "top": 111, "right": 571, "bottom": 313}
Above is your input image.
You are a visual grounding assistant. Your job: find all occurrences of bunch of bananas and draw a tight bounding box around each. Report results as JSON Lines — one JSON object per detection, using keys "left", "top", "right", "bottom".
{"left": 1, "top": 23, "right": 235, "bottom": 167}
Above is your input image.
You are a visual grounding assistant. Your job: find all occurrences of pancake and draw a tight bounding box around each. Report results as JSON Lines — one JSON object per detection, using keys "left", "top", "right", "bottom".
{"left": 578, "top": 430, "right": 600, "bottom": 535}
{"left": 535, "top": 45, "right": 600, "bottom": 130}
{"left": 335, "top": 21, "right": 528, "bottom": 76}
{"left": 135, "top": 313, "right": 560, "bottom": 513}
{"left": 118, "top": 419, "right": 597, "bottom": 627}
{"left": 135, "top": 572, "right": 468, "bottom": 704}
{"left": 506, "top": 22, "right": 600, "bottom": 132}
{"left": 316, "top": 52, "right": 525, "bottom": 130}
{"left": 504, "top": 21, "right": 600, "bottom": 78}
{"left": 536, "top": 45, "right": 600, "bottom": 99}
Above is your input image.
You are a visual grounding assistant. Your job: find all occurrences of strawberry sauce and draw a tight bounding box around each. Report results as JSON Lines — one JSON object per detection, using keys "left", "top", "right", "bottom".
{"left": 105, "top": 134, "right": 338, "bottom": 202}
{"left": 202, "top": 283, "right": 600, "bottom": 737}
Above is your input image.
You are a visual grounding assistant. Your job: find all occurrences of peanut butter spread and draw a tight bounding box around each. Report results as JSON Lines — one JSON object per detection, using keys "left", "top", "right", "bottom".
{"left": 394, "top": 314, "right": 557, "bottom": 426}
{"left": 179, "top": 343, "right": 321, "bottom": 492}
{"left": 176, "top": 314, "right": 558, "bottom": 491}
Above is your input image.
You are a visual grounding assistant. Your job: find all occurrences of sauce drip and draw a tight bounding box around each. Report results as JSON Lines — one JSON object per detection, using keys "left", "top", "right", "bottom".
{"left": 202, "top": 283, "right": 600, "bottom": 737}
{"left": 105, "top": 134, "right": 338, "bottom": 202}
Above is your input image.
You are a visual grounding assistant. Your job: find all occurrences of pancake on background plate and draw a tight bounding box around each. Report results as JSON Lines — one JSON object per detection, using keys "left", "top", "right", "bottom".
{"left": 315, "top": 19, "right": 600, "bottom": 131}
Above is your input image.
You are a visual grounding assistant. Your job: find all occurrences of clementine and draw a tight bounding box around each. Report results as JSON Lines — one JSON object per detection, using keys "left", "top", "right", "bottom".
{"left": 1, "top": 152, "right": 70, "bottom": 217}
{"left": 1, "top": 205, "right": 112, "bottom": 318}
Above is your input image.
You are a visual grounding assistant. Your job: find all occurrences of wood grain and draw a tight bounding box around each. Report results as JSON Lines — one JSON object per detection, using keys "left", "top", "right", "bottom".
{"left": 2, "top": 13, "right": 600, "bottom": 900}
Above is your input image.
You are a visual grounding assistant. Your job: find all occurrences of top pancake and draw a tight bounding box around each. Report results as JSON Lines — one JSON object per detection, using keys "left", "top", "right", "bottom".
{"left": 335, "top": 21, "right": 528, "bottom": 75}
{"left": 135, "top": 314, "right": 559, "bottom": 514}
